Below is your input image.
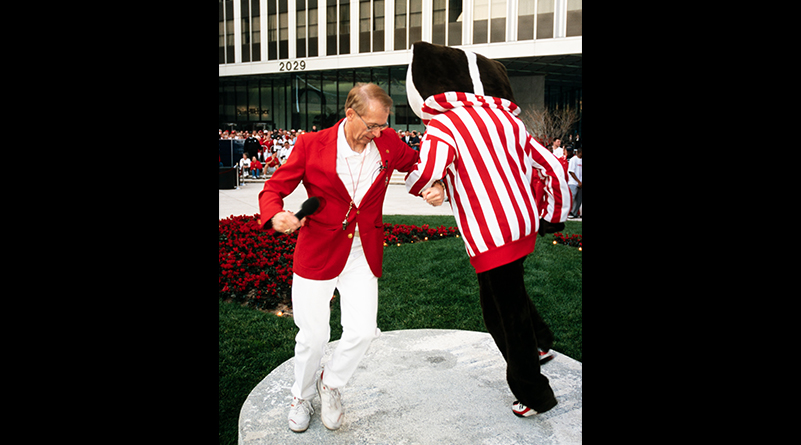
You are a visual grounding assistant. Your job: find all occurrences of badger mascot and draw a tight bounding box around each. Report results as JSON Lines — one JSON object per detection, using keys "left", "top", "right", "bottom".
{"left": 405, "top": 42, "right": 572, "bottom": 418}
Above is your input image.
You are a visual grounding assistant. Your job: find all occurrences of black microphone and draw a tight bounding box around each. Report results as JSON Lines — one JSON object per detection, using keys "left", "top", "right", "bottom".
{"left": 294, "top": 196, "right": 321, "bottom": 220}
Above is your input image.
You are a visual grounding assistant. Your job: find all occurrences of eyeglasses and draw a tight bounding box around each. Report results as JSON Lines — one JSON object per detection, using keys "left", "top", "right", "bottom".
{"left": 353, "top": 109, "right": 389, "bottom": 132}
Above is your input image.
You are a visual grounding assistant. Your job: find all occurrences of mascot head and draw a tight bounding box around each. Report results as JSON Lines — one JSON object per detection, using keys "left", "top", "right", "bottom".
{"left": 406, "top": 41, "right": 516, "bottom": 121}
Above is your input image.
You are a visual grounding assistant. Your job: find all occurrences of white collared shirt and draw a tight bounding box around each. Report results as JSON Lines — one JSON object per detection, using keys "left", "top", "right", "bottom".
{"left": 336, "top": 119, "right": 382, "bottom": 207}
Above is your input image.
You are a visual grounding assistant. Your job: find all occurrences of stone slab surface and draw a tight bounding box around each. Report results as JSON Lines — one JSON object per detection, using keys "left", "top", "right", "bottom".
{"left": 239, "top": 329, "right": 582, "bottom": 444}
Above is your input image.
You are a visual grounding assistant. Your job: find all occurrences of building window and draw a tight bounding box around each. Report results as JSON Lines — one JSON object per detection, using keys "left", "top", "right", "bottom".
{"left": 394, "top": 0, "right": 419, "bottom": 50}
{"left": 566, "top": 0, "right": 582, "bottom": 37}
{"left": 359, "top": 0, "right": 370, "bottom": 52}
{"left": 267, "top": 0, "right": 278, "bottom": 60}
{"left": 433, "top": 0, "right": 462, "bottom": 46}
{"left": 267, "top": 0, "right": 289, "bottom": 60}
{"left": 327, "top": 0, "right": 336, "bottom": 55}
{"left": 338, "top": 69, "right": 354, "bottom": 119}
{"left": 309, "top": 1, "right": 318, "bottom": 56}
{"left": 219, "top": 1, "right": 225, "bottom": 63}
{"left": 297, "top": 0, "right": 319, "bottom": 58}
{"left": 473, "top": 0, "right": 487, "bottom": 44}
{"left": 327, "top": 0, "right": 350, "bottom": 55}
{"left": 537, "top": 0, "right": 554, "bottom": 40}
{"left": 409, "top": 0, "right": 422, "bottom": 46}
{"left": 260, "top": 81, "right": 272, "bottom": 124}
{"left": 279, "top": 0, "right": 289, "bottom": 59}
{"left": 390, "top": 66, "right": 421, "bottom": 128}
{"left": 220, "top": 0, "right": 235, "bottom": 64}
{"left": 474, "top": 0, "right": 506, "bottom": 44}
{"left": 490, "top": 0, "right": 505, "bottom": 43}
{"left": 248, "top": 80, "right": 260, "bottom": 121}
{"left": 268, "top": 1, "right": 277, "bottom": 59}
{"left": 340, "top": 0, "right": 350, "bottom": 54}
{"left": 360, "top": 0, "right": 385, "bottom": 53}
{"left": 241, "top": 0, "right": 261, "bottom": 63}
{"left": 432, "top": 0, "right": 445, "bottom": 45}
{"left": 297, "top": 0, "right": 307, "bottom": 58}
{"left": 373, "top": 1, "right": 385, "bottom": 52}
{"left": 448, "top": 0, "right": 463, "bottom": 46}
{"left": 242, "top": 0, "right": 250, "bottom": 62}
{"left": 394, "top": 0, "right": 406, "bottom": 50}
{"left": 517, "top": 0, "right": 534, "bottom": 41}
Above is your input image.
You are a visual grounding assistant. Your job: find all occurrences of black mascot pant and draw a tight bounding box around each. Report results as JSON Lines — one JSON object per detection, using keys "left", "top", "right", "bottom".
{"left": 477, "top": 257, "right": 558, "bottom": 413}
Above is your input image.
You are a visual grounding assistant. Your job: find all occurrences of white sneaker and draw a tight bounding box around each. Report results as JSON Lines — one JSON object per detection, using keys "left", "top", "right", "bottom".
{"left": 316, "top": 370, "right": 344, "bottom": 430}
{"left": 288, "top": 397, "right": 313, "bottom": 432}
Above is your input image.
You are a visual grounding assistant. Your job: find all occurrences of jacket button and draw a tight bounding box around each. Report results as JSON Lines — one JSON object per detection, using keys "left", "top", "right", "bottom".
{"left": 348, "top": 233, "right": 353, "bottom": 239}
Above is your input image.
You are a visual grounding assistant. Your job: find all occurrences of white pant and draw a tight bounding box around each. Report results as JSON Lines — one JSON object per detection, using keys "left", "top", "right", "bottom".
{"left": 290, "top": 236, "right": 380, "bottom": 400}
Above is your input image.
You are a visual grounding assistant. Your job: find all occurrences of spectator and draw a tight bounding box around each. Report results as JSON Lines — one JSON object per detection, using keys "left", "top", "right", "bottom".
{"left": 551, "top": 138, "right": 563, "bottom": 158}
{"left": 278, "top": 141, "right": 292, "bottom": 164}
{"left": 551, "top": 138, "right": 569, "bottom": 181}
{"left": 567, "top": 147, "right": 582, "bottom": 219}
{"left": 244, "top": 135, "right": 261, "bottom": 159}
{"left": 239, "top": 153, "right": 251, "bottom": 178}
{"left": 408, "top": 131, "right": 421, "bottom": 150}
{"left": 264, "top": 150, "right": 280, "bottom": 175}
{"left": 250, "top": 156, "right": 263, "bottom": 179}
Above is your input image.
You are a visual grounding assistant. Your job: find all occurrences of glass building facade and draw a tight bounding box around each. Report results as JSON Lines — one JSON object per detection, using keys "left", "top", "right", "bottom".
{"left": 220, "top": 0, "right": 581, "bottom": 135}
{"left": 219, "top": 66, "right": 419, "bottom": 133}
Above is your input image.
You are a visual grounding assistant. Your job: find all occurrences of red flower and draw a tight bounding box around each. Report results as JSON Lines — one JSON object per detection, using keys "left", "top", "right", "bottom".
{"left": 221, "top": 215, "right": 460, "bottom": 310}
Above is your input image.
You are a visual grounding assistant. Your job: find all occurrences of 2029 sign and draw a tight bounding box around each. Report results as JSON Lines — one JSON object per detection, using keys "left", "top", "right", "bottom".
{"left": 279, "top": 60, "right": 306, "bottom": 71}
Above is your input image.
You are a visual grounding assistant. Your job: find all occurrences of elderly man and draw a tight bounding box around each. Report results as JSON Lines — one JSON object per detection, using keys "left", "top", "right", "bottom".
{"left": 258, "top": 82, "right": 443, "bottom": 433}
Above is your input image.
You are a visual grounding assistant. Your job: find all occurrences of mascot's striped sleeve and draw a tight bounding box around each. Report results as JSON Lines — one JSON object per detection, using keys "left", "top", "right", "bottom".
{"left": 405, "top": 91, "right": 571, "bottom": 273}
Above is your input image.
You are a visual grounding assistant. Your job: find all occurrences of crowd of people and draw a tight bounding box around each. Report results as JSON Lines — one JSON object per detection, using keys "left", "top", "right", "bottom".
{"left": 220, "top": 128, "right": 307, "bottom": 179}
{"left": 219, "top": 127, "right": 580, "bottom": 220}
{"left": 219, "top": 127, "right": 426, "bottom": 180}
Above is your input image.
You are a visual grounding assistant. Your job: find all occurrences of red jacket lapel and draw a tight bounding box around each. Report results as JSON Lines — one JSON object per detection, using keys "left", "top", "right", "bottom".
{"left": 312, "top": 119, "right": 352, "bottom": 202}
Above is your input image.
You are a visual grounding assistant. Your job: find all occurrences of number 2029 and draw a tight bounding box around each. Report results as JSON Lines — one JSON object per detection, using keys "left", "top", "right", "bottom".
{"left": 279, "top": 61, "right": 306, "bottom": 71}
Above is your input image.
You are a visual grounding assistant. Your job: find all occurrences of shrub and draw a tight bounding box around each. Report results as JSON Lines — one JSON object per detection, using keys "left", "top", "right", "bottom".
{"left": 552, "top": 232, "right": 582, "bottom": 249}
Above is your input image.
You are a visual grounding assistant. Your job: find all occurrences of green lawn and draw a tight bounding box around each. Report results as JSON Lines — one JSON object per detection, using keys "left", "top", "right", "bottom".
{"left": 219, "top": 216, "right": 581, "bottom": 444}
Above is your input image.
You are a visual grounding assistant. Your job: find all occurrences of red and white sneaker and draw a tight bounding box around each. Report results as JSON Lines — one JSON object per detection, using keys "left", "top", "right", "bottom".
{"left": 288, "top": 397, "right": 313, "bottom": 432}
{"left": 512, "top": 401, "right": 539, "bottom": 417}
{"left": 539, "top": 348, "right": 555, "bottom": 364}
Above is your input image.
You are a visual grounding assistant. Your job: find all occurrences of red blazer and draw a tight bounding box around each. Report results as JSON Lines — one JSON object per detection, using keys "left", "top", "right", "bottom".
{"left": 258, "top": 119, "right": 419, "bottom": 280}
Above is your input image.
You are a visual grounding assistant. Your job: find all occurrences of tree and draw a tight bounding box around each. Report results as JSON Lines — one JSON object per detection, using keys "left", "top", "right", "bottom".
{"left": 519, "top": 106, "right": 580, "bottom": 148}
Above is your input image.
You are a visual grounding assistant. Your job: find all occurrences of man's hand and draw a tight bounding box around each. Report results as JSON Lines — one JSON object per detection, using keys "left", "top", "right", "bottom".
{"left": 538, "top": 218, "right": 565, "bottom": 236}
{"left": 421, "top": 181, "right": 445, "bottom": 206}
{"left": 569, "top": 172, "right": 582, "bottom": 188}
{"left": 271, "top": 211, "right": 304, "bottom": 235}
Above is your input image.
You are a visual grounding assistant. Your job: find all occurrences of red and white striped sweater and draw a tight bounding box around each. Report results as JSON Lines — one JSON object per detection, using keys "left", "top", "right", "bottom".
{"left": 405, "top": 92, "right": 571, "bottom": 273}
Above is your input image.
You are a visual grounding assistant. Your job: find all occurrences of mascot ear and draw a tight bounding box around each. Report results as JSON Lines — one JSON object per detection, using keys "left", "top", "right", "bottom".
{"left": 406, "top": 52, "right": 425, "bottom": 120}
{"left": 406, "top": 41, "right": 516, "bottom": 120}
{"left": 475, "top": 56, "right": 516, "bottom": 104}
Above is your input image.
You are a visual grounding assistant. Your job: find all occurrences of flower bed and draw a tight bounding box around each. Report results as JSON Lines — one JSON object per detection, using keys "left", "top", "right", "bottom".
{"left": 219, "top": 215, "right": 461, "bottom": 311}
{"left": 552, "top": 232, "right": 582, "bottom": 250}
{"left": 383, "top": 222, "right": 459, "bottom": 246}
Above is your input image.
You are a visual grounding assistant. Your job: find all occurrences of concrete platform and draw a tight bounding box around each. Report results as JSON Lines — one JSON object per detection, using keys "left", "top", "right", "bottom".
{"left": 239, "top": 329, "right": 582, "bottom": 444}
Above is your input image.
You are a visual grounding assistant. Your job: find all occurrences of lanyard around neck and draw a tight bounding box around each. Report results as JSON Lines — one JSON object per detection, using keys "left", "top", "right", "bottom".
{"left": 341, "top": 149, "right": 366, "bottom": 230}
